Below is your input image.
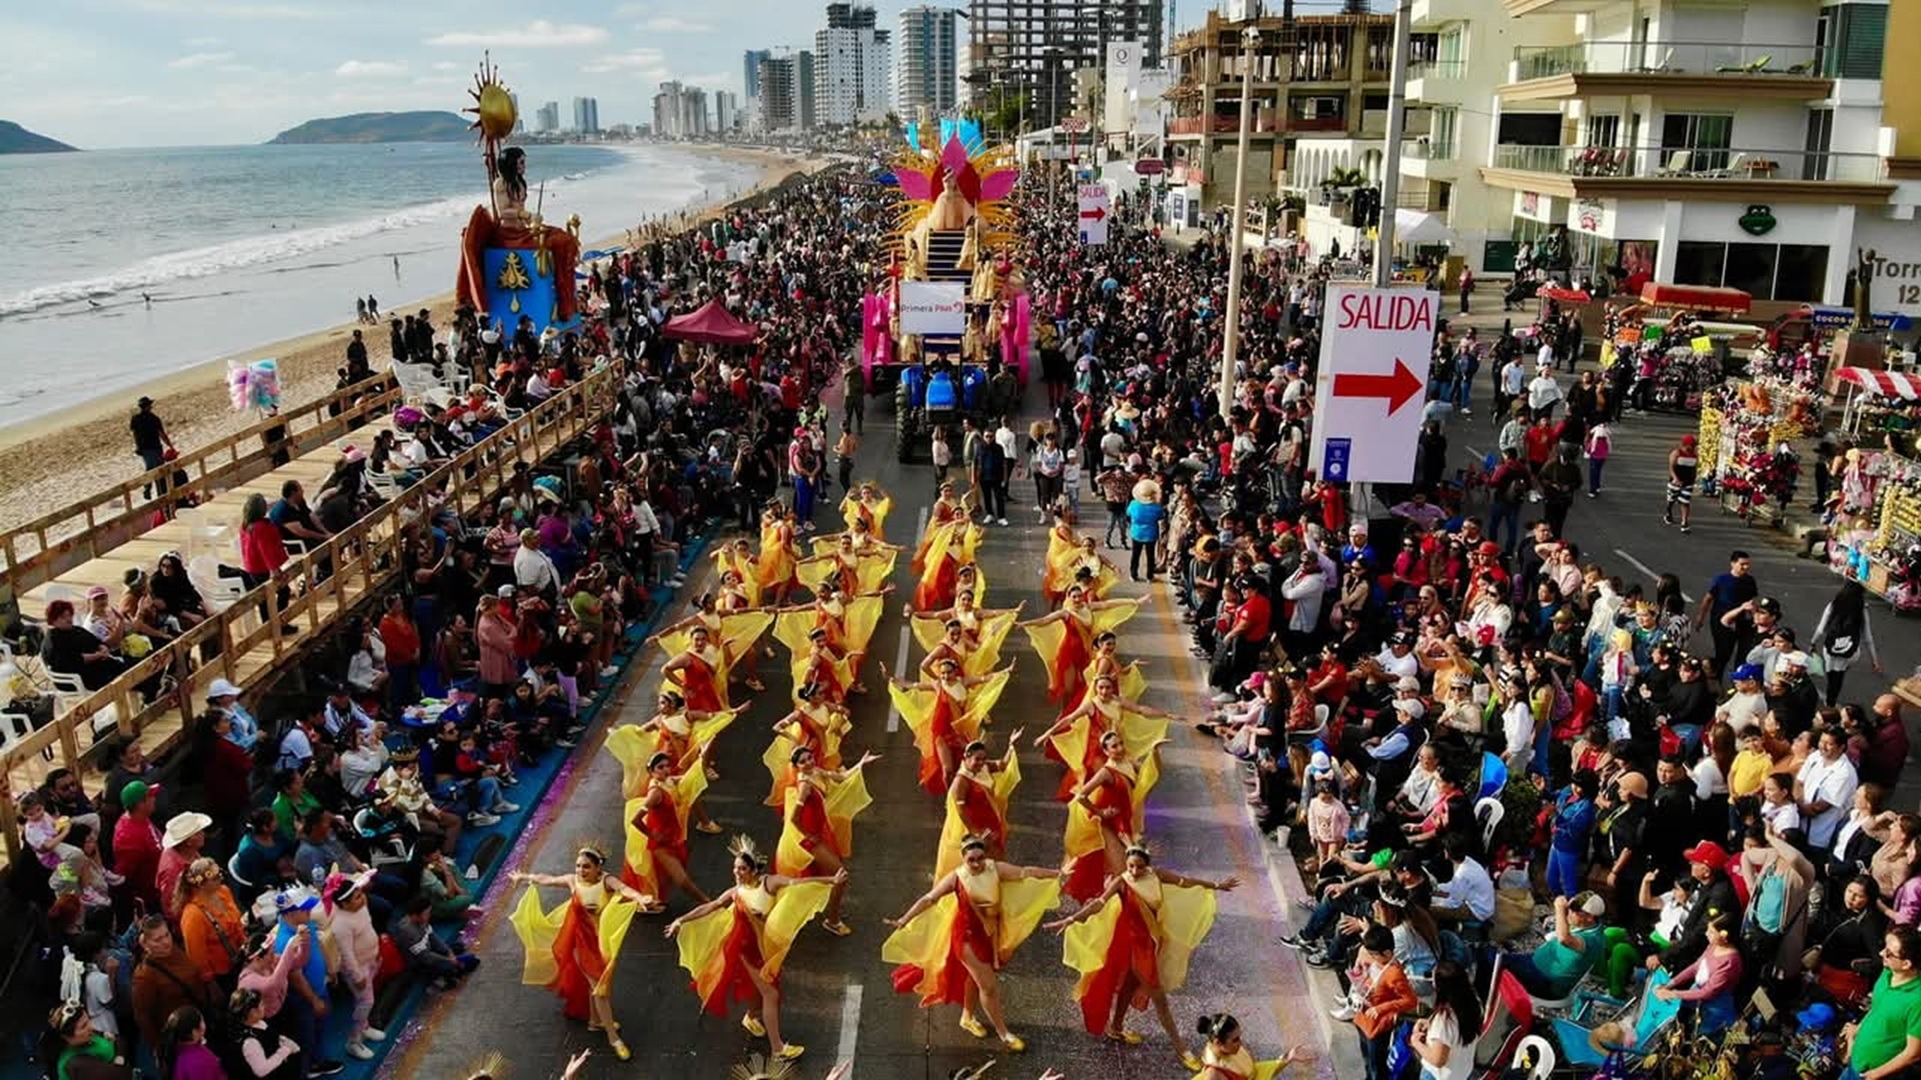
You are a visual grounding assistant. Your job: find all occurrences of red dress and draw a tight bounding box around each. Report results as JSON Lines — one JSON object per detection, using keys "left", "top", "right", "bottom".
{"left": 548, "top": 896, "right": 611, "bottom": 1021}
{"left": 1074, "top": 882, "right": 1161, "bottom": 1034}
{"left": 699, "top": 892, "right": 773, "bottom": 1015}
{"left": 919, "top": 688, "right": 965, "bottom": 796}
{"left": 674, "top": 649, "right": 724, "bottom": 713}
{"left": 889, "top": 888, "right": 996, "bottom": 1007}
{"left": 1063, "top": 766, "right": 1136, "bottom": 903}
{"left": 792, "top": 783, "right": 841, "bottom": 866}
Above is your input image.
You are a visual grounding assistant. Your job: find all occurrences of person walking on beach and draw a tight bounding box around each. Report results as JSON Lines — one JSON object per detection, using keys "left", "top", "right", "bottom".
{"left": 367, "top": 294, "right": 380, "bottom": 321}
{"left": 131, "top": 396, "right": 175, "bottom": 499}
{"left": 346, "top": 330, "right": 368, "bottom": 373}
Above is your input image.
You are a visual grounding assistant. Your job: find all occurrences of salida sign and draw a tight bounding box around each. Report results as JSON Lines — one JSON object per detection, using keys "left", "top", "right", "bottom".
{"left": 1307, "top": 286, "right": 1440, "bottom": 485}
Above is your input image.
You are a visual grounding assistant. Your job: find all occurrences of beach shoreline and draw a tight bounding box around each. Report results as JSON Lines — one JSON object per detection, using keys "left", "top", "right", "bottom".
{"left": 0, "top": 144, "right": 825, "bottom": 534}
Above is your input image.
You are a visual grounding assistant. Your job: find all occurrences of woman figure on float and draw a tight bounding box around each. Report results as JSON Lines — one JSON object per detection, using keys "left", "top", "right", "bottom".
{"left": 666, "top": 836, "right": 841, "bottom": 1063}
{"left": 882, "top": 834, "right": 1063, "bottom": 1053}
{"left": 508, "top": 845, "right": 650, "bottom": 1059}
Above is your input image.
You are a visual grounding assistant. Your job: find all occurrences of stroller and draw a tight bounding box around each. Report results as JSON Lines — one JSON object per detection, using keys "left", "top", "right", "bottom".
{"left": 1545, "top": 969, "right": 1684, "bottom": 1074}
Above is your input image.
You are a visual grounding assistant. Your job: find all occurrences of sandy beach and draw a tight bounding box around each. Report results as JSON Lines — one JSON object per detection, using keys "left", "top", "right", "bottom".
{"left": 0, "top": 144, "right": 825, "bottom": 537}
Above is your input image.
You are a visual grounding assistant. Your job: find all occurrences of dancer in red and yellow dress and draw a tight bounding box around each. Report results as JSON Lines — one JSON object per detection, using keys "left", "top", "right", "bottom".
{"left": 840, "top": 481, "right": 894, "bottom": 540}
{"left": 755, "top": 502, "right": 802, "bottom": 607}
{"left": 660, "top": 625, "right": 735, "bottom": 713}
{"left": 711, "top": 537, "right": 763, "bottom": 606}
{"left": 665, "top": 837, "right": 839, "bottom": 1063}
{"left": 772, "top": 579, "right": 888, "bottom": 697}
{"left": 650, "top": 591, "right": 774, "bottom": 695}
{"left": 606, "top": 690, "right": 733, "bottom": 797}
{"left": 882, "top": 835, "right": 1062, "bottom": 1052}
{"left": 910, "top": 483, "right": 982, "bottom": 612}
{"left": 800, "top": 531, "right": 901, "bottom": 598}
{"left": 1061, "top": 730, "right": 1168, "bottom": 902}
{"left": 1196, "top": 1012, "right": 1300, "bottom": 1080}
{"left": 1036, "top": 670, "right": 1171, "bottom": 800}
{"left": 508, "top": 846, "right": 649, "bottom": 1059}
{"left": 1043, "top": 519, "right": 1120, "bottom": 606}
{"left": 619, "top": 751, "right": 711, "bottom": 912}
{"left": 1019, "top": 585, "right": 1143, "bottom": 704}
{"left": 759, "top": 683, "right": 849, "bottom": 807}
{"left": 1044, "top": 843, "right": 1239, "bottom": 1070}
{"left": 935, "top": 734, "right": 1024, "bottom": 879}
{"left": 885, "top": 658, "right": 1014, "bottom": 796}
{"left": 774, "top": 745, "right": 880, "bottom": 937}
{"left": 911, "top": 594, "right": 1021, "bottom": 677}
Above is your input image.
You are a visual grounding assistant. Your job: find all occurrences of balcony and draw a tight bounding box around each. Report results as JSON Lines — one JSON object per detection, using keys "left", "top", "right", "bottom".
{"left": 1167, "top": 109, "right": 1284, "bottom": 137}
{"left": 1482, "top": 143, "right": 1896, "bottom": 202}
{"left": 1289, "top": 114, "right": 1350, "bottom": 133}
{"left": 1502, "top": 41, "right": 1833, "bottom": 101}
{"left": 1404, "top": 136, "right": 1456, "bottom": 162}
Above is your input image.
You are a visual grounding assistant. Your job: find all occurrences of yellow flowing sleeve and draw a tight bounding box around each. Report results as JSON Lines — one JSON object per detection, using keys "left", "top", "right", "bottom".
{"left": 1062, "top": 798, "right": 1103, "bottom": 861}
{"left": 509, "top": 887, "right": 567, "bottom": 986}
{"left": 1049, "top": 720, "right": 1091, "bottom": 791}
{"left": 775, "top": 789, "right": 811, "bottom": 877}
{"left": 761, "top": 733, "right": 798, "bottom": 807}
{"left": 1118, "top": 660, "right": 1147, "bottom": 701}
{"left": 604, "top": 725, "right": 665, "bottom": 799}
{"left": 957, "top": 524, "right": 981, "bottom": 564}
{"left": 1023, "top": 620, "right": 1068, "bottom": 679}
{"left": 964, "top": 562, "right": 989, "bottom": 603}
{"left": 760, "top": 878, "right": 835, "bottom": 980}
{"left": 880, "top": 893, "right": 961, "bottom": 1001}
{"left": 856, "top": 552, "right": 898, "bottom": 595}
{"left": 844, "top": 595, "right": 885, "bottom": 655}
{"left": 871, "top": 496, "right": 893, "bottom": 536}
{"left": 672, "top": 903, "right": 736, "bottom": 1006}
{"left": 824, "top": 765, "right": 874, "bottom": 856}
{"left": 592, "top": 897, "right": 639, "bottom": 993}
{"left": 995, "top": 876, "right": 1062, "bottom": 963}
{"left": 1118, "top": 711, "right": 1170, "bottom": 758}
{"left": 1091, "top": 562, "right": 1121, "bottom": 601}
{"left": 771, "top": 610, "right": 815, "bottom": 658}
{"left": 621, "top": 796, "right": 656, "bottom": 894}
{"left": 916, "top": 520, "right": 954, "bottom": 573}
{"left": 656, "top": 627, "right": 694, "bottom": 664}
{"left": 887, "top": 684, "right": 940, "bottom": 768}
{"left": 719, "top": 612, "right": 774, "bottom": 664}
{"left": 1252, "top": 1061, "right": 1288, "bottom": 1080}
{"left": 909, "top": 614, "right": 946, "bottom": 654}
{"left": 1061, "top": 894, "right": 1123, "bottom": 991}
{"left": 934, "top": 796, "right": 969, "bottom": 880}
{"left": 976, "top": 611, "right": 1017, "bottom": 671}
{"left": 1131, "top": 744, "right": 1168, "bottom": 820}
{"left": 737, "top": 562, "right": 763, "bottom": 607}
{"left": 796, "top": 556, "right": 836, "bottom": 594}
{"left": 691, "top": 710, "right": 737, "bottom": 755}
{"left": 962, "top": 669, "right": 1011, "bottom": 731}
{"left": 809, "top": 536, "right": 839, "bottom": 558}
{"left": 1092, "top": 598, "right": 1144, "bottom": 636}
{"left": 1153, "top": 883, "right": 1219, "bottom": 993}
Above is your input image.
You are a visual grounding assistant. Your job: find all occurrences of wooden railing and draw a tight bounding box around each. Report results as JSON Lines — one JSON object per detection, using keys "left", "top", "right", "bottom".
{"left": 0, "top": 376, "right": 403, "bottom": 597}
{"left": 0, "top": 364, "right": 623, "bottom": 866}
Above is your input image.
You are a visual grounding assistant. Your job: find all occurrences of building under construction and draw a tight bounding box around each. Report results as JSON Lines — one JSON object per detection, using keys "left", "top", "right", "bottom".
{"left": 965, "top": 0, "right": 1165, "bottom": 129}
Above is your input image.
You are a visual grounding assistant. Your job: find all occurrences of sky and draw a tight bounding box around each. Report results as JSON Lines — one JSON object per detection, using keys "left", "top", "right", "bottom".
{"left": 3, "top": 0, "right": 1378, "bottom": 148}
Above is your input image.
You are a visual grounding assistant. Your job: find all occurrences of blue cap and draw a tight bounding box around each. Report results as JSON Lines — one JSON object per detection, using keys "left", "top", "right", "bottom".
{"left": 1731, "top": 663, "right": 1764, "bottom": 682}
{"left": 1795, "top": 1003, "right": 1837, "bottom": 1031}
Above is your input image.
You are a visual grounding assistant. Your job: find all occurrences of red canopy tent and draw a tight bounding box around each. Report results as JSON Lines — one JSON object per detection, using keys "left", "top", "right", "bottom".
{"left": 1537, "top": 286, "right": 1592, "bottom": 304}
{"left": 662, "top": 299, "right": 758, "bottom": 345}
{"left": 1637, "top": 282, "right": 1752, "bottom": 314}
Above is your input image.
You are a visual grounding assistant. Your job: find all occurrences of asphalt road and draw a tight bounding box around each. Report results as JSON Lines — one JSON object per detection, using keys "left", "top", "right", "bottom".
{"left": 395, "top": 379, "right": 1341, "bottom": 1080}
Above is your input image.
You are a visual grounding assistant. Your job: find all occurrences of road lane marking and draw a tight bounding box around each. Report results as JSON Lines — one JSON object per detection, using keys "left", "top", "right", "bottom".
{"left": 1613, "top": 547, "right": 1695, "bottom": 602}
{"left": 835, "top": 982, "right": 863, "bottom": 1068}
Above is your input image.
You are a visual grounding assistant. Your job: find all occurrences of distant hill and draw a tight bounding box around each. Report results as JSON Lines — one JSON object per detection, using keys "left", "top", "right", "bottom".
{"left": 266, "top": 111, "right": 470, "bottom": 145}
{"left": 0, "top": 120, "right": 76, "bottom": 154}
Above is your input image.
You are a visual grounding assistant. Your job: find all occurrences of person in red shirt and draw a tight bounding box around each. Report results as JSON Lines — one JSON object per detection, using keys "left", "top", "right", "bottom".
{"left": 1523, "top": 414, "right": 1556, "bottom": 472}
{"left": 113, "top": 780, "right": 165, "bottom": 914}
{"left": 378, "top": 593, "right": 422, "bottom": 708}
{"left": 1313, "top": 479, "right": 1348, "bottom": 535}
{"left": 1307, "top": 642, "right": 1350, "bottom": 710}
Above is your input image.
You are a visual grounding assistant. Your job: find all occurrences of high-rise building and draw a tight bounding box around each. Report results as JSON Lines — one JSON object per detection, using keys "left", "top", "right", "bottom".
{"left": 758, "top": 56, "right": 797, "bottom": 132}
{"left": 897, "top": 5, "right": 961, "bottom": 117}
{"left": 509, "top": 92, "right": 525, "bottom": 134}
{"left": 743, "top": 48, "right": 772, "bottom": 102}
{"left": 815, "top": 3, "right": 892, "bottom": 127}
{"left": 797, "top": 49, "right": 817, "bottom": 130}
{"left": 966, "top": 0, "right": 1163, "bottom": 128}
{"left": 571, "top": 96, "right": 600, "bottom": 135}
{"left": 535, "top": 101, "right": 561, "bottom": 133}
{"left": 714, "top": 90, "right": 739, "bottom": 135}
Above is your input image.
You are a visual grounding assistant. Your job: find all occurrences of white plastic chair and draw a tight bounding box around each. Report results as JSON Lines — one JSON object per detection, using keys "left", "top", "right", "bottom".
{"left": 0, "top": 709, "right": 31, "bottom": 755}
{"left": 1475, "top": 796, "right": 1506, "bottom": 853}
{"left": 188, "top": 555, "right": 244, "bottom": 612}
{"left": 390, "top": 360, "right": 443, "bottom": 404}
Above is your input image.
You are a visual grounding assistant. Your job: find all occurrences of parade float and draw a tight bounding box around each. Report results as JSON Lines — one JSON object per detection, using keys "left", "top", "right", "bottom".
{"left": 454, "top": 57, "right": 582, "bottom": 337}
{"left": 862, "top": 120, "right": 1030, "bottom": 460}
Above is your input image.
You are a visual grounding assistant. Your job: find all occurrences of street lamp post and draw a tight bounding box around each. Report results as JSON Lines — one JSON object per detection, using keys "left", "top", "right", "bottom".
{"left": 1217, "top": 6, "right": 1262, "bottom": 421}
{"left": 1372, "top": 0, "right": 1415, "bottom": 288}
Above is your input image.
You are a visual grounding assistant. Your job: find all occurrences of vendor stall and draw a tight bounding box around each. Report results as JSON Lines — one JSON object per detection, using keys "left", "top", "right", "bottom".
{"left": 1605, "top": 295, "right": 1751, "bottom": 413}
{"left": 1698, "top": 375, "right": 1822, "bottom": 524}
{"left": 1823, "top": 366, "right": 1921, "bottom": 611}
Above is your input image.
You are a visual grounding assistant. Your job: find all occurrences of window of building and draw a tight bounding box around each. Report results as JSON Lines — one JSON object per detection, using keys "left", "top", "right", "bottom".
{"left": 1725, "top": 243, "right": 1779, "bottom": 299}
{"left": 1585, "top": 115, "right": 1620, "bottom": 148}
{"left": 1666, "top": 240, "right": 1828, "bottom": 300}
{"left": 1431, "top": 107, "right": 1459, "bottom": 159}
{"left": 1775, "top": 245, "right": 1830, "bottom": 301}
{"left": 1660, "top": 113, "right": 1733, "bottom": 171}
{"left": 1821, "top": 3, "right": 1887, "bottom": 79}
{"left": 1438, "top": 28, "right": 1465, "bottom": 65}
{"left": 1674, "top": 241, "right": 1727, "bottom": 287}
{"left": 1802, "top": 109, "right": 1834, "bottom": 180}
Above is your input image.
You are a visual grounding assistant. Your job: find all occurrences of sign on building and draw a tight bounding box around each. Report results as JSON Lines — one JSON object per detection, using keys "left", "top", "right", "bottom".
{"left": 1104, "top": 41, "right": 1143, "bottom": 137}
{"left": 1077, "top": 183, "right": 1112, "bottom": 246}
{"left": 898, "top": 281, "right": 968, "bottom": 335}
{"left": 1307, "top": 285, "right": 1441, "bottom": 484}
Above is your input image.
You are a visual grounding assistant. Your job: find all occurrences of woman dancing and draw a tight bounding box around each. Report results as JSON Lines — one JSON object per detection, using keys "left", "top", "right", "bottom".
{"left": 840, "top": 481, "right": 894, "bottom": 539}
{"left": 508, "top": 846, "right": 650, "bottom": 1059}
{"left": 660, "top": 625, "right": 734, "bottom": 714}
{"left": 911, "top": 483, "right": 981, "bottom": 612}
{"left": 760, "top": 683, "right": 849, "bottom": 807}
{"left": 755, "top": 501, "right": 802, "bottom": 608}
{"left": 935, "top": 734, "right": 1025, "bottom": 879}
{"left": 1195, "top": 1012, "right": 1300, "bottom": 1080}
{"left": 666, "top": 836, "right": 842, "bottom": 1063}
{"left": 882, "top": 834, "right": 1063, "bottom": 1052}
{"left": 1035, "top": 671, "right": 1172, "bottom": 800}
{"left": 1019, "top": 586, "right": 1143, "bottom": 705}
{"left": 622, "top": 751, "right": 711, "bottom": 913}
{"left": 1045, "top": 843, "right": 1238, "bottom": 1069}
{"left": 912, "top": 594, "right": 1022, "bottom": 677}
{"left": 1061, "top": 731, "right": 1168, "bottom": 902}
{"left": 774, "top": 745, "right": 880, "bottom": 937}
{"left": 886, "top": 659, "right": 1015, "bottom": 796}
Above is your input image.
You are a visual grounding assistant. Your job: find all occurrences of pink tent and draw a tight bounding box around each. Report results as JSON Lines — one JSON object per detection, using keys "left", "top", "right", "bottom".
{"left": 662, "top": 299, "right": 758, "bottom": 345}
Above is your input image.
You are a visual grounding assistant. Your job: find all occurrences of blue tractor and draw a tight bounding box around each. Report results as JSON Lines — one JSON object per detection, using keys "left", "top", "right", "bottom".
{"left": 895, "top": 353, "right": 987, "bottom": 462}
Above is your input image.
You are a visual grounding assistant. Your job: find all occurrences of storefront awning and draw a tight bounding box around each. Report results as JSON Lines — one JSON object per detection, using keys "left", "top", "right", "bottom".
{"left": 1637, "top": 282, "right": 1751, "bottom": 314}
{"left": 1835, "top": 366, "right": 1921, "bottom": 401}
{"left": 1538, "top": 286, "right": 1591, "bottom": 303}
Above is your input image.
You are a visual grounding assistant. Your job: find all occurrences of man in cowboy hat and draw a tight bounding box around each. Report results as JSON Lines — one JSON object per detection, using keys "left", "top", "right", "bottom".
{"left": 1125, "top": 477, "right": 1166, "bottom": 581}
{"left": 155, "top": 810, "right": 214, "bottom": 915}
{"left": 206, "top": 677, "right": 259, "bottom": 752}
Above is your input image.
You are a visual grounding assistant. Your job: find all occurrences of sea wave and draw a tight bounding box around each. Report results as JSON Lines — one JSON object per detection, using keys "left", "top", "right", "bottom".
{"left": 0, "top": 189, "right": 495, "bottom": 317}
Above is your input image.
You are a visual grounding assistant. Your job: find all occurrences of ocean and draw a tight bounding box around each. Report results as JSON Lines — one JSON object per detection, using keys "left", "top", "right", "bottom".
{"left": 0, "top": 142, "right": 758, "bottom": 427}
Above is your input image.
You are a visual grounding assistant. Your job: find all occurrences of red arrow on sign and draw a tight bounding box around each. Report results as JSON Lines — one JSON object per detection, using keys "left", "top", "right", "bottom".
{"left": 1332, "top": 357, "right": 1423, "bottom": 415}
{"left": 1079, "top": 206, "right": 1107, "bottom": 222}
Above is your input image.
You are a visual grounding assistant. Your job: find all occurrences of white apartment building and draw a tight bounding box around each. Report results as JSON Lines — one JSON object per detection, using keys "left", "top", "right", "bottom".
{"left": 1463, "top": 0, "right": 1920, "bottom": 315}
{"left": 815, "top": 2, "right": 894, "bottom": 127}
{"left": 898, "top": 5, "right": 962, "bottom": 118}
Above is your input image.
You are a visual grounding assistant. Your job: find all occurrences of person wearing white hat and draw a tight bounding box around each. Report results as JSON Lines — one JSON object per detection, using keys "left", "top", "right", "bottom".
{"left": 155, "top": 811, "right": 214, "bottom": 915}
{"left": 206, "top": 678, "right": 259, "bottom": 753}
